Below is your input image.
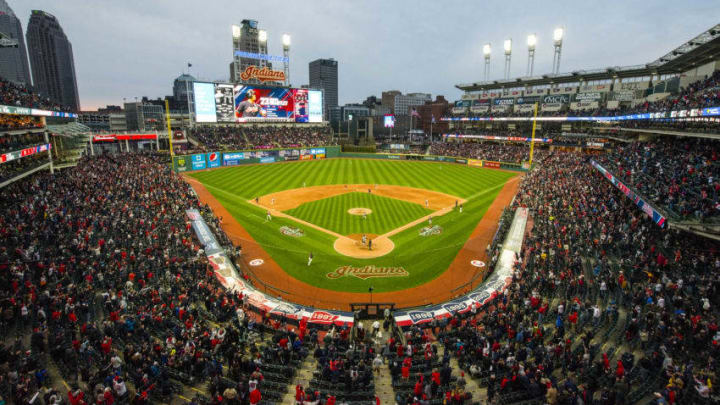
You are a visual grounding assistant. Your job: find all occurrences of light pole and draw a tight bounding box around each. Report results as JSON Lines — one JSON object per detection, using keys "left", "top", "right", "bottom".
{"left": 347, "top": 113, "right": 353, "bottom": 137}
{"left": 231, "top": 25, "right": 241, "bottom": 81}
{"left": 503, "top": 39, "right": 512, "bottom": 80}
{"left": 552, "top": 27, "right": 564, "bottom": 74}
{"left": 258, "top": 29, "right": 267, "bottom": 70}
{"left": 282, "top": 34, "right": 291, "bottom": 86}
{"left": 483, "top": 43, "right": 491, "bottom": 82}
{"left": 527, "top": 34, "right": 536, "bottom": 76}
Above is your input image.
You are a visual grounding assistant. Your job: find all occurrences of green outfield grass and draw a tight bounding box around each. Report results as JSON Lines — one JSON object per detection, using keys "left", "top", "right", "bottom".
{"left": 188, "top": 159, "right": 516, "bottom": 294}
{"left": 285, "top": 192, "right": 432, "bottom": 236}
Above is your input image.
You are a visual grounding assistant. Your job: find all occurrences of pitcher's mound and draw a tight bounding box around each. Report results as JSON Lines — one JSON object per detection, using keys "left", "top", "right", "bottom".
{"left": 334, "top": 233, "right": 394, "bottom": 258}
{"left": 348, "top": 208, "right": 372, "bottom": 216}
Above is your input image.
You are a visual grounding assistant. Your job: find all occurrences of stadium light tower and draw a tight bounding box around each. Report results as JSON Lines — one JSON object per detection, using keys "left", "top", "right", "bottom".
{"left": 282, "top": 34, "right": 291, "bottom": 86}
{"left": 527, "top": 34, "right": 537, "bottom": 76}
{"left": 483, "top": 43, "right": 491, "bottom": 82}
{"left": 552, "top": 27, "right": 564, "bottom": 74}
{"left": 258, "top": 29, "right": 268, "bottom": 69}
{"left": 503, "top": 39, "right": 512, "bottom": 80}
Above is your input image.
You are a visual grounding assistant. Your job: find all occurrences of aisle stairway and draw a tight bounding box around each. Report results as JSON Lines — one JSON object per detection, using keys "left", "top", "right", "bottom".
{"left": 281, "top": 356, "right": 317, "bottom": 403}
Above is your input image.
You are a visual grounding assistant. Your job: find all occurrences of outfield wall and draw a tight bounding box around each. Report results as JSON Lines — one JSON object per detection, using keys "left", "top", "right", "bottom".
{"left": 172, "top": 146, "right": 341, "bottom": 172}
{"left": 172, "top": 145, "right": 529, "bottom": 173}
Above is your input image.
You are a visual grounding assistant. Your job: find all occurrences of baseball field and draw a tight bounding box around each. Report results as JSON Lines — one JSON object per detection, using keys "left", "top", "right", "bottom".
{"left": 185, "top": 158, "right": 519, "bottom": 308}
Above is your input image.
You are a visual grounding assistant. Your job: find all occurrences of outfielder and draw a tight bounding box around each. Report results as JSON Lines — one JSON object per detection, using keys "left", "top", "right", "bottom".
{"left": 266, "top": 211, "right": 272, "bottom": 221}
{"left": 307, "top": 252, "right": 313, "bottom": 266}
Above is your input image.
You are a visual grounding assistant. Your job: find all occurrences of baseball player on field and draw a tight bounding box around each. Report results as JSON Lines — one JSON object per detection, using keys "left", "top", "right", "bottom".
{"left": 266, "top": 211, "right": 272, "bottom": 221}
{"left": 307, "top": 252, "right": 313, "bottom": 266}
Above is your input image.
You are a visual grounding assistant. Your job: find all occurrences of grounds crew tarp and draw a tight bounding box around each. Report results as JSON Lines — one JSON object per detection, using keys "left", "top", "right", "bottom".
{"left": 186, "top": 209, "right": 355, "bottom": 327}
{"left": 393, "top": 208, "right": 528, "bottom": 327}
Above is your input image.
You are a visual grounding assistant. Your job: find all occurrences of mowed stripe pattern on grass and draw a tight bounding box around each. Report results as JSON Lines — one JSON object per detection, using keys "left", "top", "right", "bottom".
{"left": 189, "top": 159, "right": 513, "bottom": 200}
{"left": 285, "top": 192, "right": 433, "bottom": 236}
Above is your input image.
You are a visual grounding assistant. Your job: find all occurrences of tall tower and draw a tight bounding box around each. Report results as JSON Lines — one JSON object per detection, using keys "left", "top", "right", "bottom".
{"left": 0, "top": 0, "right": 31, "bottom": 85}
{"left": 26, "top": 10, "right": 80, "bottom": 110}
{"left": 309, "top": 58, "right": 338, "bottom": 121}
{"left": 229, "top": 19, "right": 275, "bottom": 84}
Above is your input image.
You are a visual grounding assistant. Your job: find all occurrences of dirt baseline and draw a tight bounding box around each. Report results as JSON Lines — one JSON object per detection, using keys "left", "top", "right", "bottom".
{"left": 184, "top": 174, "right": 522, "bottom": 310}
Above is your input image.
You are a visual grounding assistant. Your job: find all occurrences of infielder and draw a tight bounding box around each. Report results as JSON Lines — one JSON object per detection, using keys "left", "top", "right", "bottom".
{"left": 307, "top": 252, "right": 313, "bottom": 266}
{"left": 428, "top": 216, "right": 432, "bottom": 225}
{"left": 459, "top": 204, "right": 463, "bottom": 213}
{"left": 271, "top": 198, "right": 275, "bottom": 206}
{"left": 425, "top": 199, "right": 429, "bottom": 208}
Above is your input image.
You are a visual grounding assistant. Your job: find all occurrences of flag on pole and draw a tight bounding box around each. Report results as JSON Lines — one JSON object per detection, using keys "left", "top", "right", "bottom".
{"left": 431, "top": 114, "right": 436, "bottom": 123}
{"left": 187, "top": 62, "right": 192, "bottom": 68}
{"left": 411, "top": 107, "right": 421, "bottom": 118}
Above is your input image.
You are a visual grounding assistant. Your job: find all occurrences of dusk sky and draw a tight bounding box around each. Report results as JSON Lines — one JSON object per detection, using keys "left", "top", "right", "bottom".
{"left": 8, "top": 1, "right": 719, "bottom": 110}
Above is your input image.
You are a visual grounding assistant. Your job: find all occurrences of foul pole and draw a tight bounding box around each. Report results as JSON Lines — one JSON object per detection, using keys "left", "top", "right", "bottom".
{"left": 165, "top": 99, "right": 174, "bottom": 157}
{"left": 528, "top": 102, "right": 538, "bottom": 166}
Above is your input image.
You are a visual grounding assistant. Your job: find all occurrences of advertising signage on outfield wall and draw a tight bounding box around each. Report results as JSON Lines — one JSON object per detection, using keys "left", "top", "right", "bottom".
{"left": 191, "top": 154, "right": 206, "bottom": 170}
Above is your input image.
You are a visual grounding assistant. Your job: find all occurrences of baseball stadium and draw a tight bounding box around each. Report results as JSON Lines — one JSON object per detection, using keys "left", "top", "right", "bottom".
{"left": 1, "top": 2, "right": 720, "bottom": 405}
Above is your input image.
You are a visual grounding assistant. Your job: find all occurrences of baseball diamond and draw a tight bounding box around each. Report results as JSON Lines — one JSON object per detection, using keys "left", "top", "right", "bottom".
{"left": 186, "top": 158, "right": 518, "bottom": 303}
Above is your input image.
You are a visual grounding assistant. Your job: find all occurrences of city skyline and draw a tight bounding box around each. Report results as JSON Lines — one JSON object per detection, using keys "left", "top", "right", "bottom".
{"left": 5, "top": 0, "right": 719, "bottom": 110}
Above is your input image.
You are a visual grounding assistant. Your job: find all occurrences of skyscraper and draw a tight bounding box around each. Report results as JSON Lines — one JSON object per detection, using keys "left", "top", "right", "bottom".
{"left": 26, "top": 10, "right": 79, "bottom": 110}
{"left": 0, "top": 0, "right": 31, "bottom": 85}
{"left": 229, "top": 19, "right": 274, "bottom": 84}
{"left": 309, "top": 58, "right": 338, "bottom": 121}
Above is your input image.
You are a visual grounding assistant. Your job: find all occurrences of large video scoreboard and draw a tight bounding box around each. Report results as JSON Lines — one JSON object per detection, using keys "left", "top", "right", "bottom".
{"left": 193, "top": 82, "right": 323, "bottom": 124}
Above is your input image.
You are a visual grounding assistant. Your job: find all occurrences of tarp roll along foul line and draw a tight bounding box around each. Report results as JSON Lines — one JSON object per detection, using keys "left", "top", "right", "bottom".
{"left": 186, "top": 209, "right": 355, "bottom": 327}
{"left": 393, "top": 207, "right": 528, "bottom": 327}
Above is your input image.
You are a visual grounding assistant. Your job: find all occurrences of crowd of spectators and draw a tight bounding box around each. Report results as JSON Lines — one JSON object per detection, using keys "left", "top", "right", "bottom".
{"left": 2, "top": 144, "right": 719, "bottom": 404}
{"left": 0, "top": 77, "right": 72, "bottom": 112}
{"left": 189, "top": 125, "right": 333, "bottom": 151}
{"left": 0, "top": 115, "right": 44, "bottom": 131}
{"left": 0, "top": 132, "right": 46, "bottom": 154}
{"left": 452, "top": 70, "right": 720, "bottom": 122}
{"left": 0, "top": 153, "right": 49, "bottom": 183}
{"left": 0, "top": 153, "right": 317, "bottom": 404}
{"left": 596, "top": 138, "right": 720, "bottom": 219}
{"left": 430, "top": 140, "right": 548, "bottom": 163}
{"left": 404, "top": 152, "right": 719, "bottom": 404}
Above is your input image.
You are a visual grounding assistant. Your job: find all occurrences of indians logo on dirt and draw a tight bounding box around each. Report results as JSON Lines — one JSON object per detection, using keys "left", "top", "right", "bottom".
{"left": 419, "top": 225, "right": 443, "bottom": 237}
{"left": 249, "top": 259, "right": 264, "bottom": 266}
{"left": 279, "top": 226, "right": 304, "bottom": 237}
{"left": 326, "top": 265, "right": 409, "bottom": 280}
